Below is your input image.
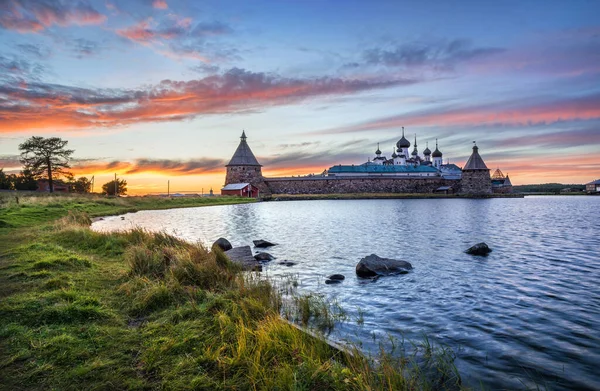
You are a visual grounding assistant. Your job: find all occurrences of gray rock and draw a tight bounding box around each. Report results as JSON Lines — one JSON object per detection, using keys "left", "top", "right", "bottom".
{"left": 224, "top": 246, "right": 261, "bottom": 270}
{"left": 213, "top": 237, "right": 233, "bottom": 252}
{"left": 253, "top": 239, "right": 277, "bottom": 248}
{"left": 465, "top": 242, "right": 492, "bottom": 256}
{"left": 325, "top": 279, "right": 342, "bottom": 285}
{"left": 328, "top": 274, "right": 345, "bottom": 281}
{"left": 279, "top": 260, "right": 296, "bottom": 267}
{"left": 254, "top": 252, "right": 275, "bottom": 262}
{"left": 356, "top": 254, "right": 413, "bottom": 278}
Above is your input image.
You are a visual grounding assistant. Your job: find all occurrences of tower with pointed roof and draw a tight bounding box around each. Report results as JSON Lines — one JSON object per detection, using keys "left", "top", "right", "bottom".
{"left": 460, "top": 142, "right": 492, "bottom": 195}
{"left": 225, "top": 131, "right": 267, "bottom": 193}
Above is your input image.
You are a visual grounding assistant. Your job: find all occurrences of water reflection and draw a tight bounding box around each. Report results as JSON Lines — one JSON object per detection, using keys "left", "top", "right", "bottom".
{"left": 92, "top": 196, "right": 600, "bottom": 390}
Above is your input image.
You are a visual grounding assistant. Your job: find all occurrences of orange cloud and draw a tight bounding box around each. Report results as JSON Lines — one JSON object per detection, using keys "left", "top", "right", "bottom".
{"left": 71, "top": 158, "right": 225, "bottom": 176}
{"left": 0, "top": 69, "right": 408, "bottom": 133}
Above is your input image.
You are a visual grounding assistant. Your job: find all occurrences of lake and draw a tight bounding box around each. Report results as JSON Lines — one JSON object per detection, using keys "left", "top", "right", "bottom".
{"left": 92, "top": 196, "right": 600, "bottom": 390}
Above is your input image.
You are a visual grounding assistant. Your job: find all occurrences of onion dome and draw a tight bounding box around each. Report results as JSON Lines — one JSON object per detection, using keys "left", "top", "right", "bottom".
{"left": 423, "top": 142, "right": 431, "bottom": 156}
{"left": 375, "top": 143, "right": 381, "bottom": 156}
{"left": 396, "top": 126, "right": 411, "bottom": 149}
{"left": 411, "top": 148, "right": 418, "bottom": 156}
{"left": 432, "top": 139, "right": 442, "bottom": 158}
{"left": 391, "top": 148, "right": 397, "bottom": 158}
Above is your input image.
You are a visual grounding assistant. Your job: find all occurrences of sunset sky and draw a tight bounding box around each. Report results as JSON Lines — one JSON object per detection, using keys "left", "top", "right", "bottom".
{"left": 1, "top": 0, "right": 599, "bottom": 194}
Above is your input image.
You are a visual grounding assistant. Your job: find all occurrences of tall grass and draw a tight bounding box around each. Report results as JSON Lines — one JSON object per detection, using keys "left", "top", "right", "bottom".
{"left": 1, "top": 205, "right": 467, "bottom": 390}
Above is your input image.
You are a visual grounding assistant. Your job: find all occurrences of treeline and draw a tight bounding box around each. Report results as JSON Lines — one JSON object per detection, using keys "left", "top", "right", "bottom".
{"left": 0, "top": 169, "right": 92, "bottom": 193}
{"left": 514, "top": 183, "right": 585, "bottom": 193}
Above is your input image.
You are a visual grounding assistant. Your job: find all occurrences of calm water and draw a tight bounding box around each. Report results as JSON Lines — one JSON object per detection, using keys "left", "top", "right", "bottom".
{"left": 92, "top": 196, "right": 600, "bottom": 390}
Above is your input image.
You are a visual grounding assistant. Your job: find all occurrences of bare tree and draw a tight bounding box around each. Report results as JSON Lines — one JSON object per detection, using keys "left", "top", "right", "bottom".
{"left": 19, "top": 136, "right": 74, "bottom": 193}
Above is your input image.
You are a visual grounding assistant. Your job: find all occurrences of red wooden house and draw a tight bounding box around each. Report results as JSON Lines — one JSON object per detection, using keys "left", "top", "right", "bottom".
{"left": 221, "top": 183, "right": 259, "bottom": 197}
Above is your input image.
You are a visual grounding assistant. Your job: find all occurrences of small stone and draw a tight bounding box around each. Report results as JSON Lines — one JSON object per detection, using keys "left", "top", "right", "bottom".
{"left": 465, "top": 242, "right": 492, "bottom": 256}
{"left": 254, "top": 252, "right": 275, "bottom": 261}
{"left": 213, "top": 237, "right": 233, "bottom": 251}
{"left": 253, "top": 239, "right": 277, "bottom": 248}
{"left": 278, "top": 260, "right": 296, "bottom": 267}
{"left": 325, "top": 279, "right": 342, "bottom": 285}
{"left": 328, "top": 274, "right": 345, "bottom": 281}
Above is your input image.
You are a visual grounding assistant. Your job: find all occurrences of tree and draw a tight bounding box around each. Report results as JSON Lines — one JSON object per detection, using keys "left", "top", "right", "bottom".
{"left": 0, "top": 169, "right": 12, "bottom": 190}
{"left": 69, "top": 177, "right": 92, "bottom": 193}
{"left": 19, "top": 136, "right": 74, "bottom": 193}
{"left": 13, "top": 169, "right": 38, "bottom": 191}
{"left": 102, "top": 179, "right": 127, "bottom": 196}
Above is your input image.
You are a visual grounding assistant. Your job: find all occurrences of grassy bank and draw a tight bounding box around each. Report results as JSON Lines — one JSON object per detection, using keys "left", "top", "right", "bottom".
{"left": 0, "top": 193, "right": 462, "bottom": 390}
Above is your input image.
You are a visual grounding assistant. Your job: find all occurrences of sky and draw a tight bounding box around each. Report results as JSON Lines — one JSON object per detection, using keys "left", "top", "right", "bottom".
{"left": 0, "top": 0, "right": 599, "bottom": 194}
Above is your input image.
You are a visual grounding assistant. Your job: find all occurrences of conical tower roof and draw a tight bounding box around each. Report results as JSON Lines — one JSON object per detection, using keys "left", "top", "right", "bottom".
{"left": 463, "top": 144, "right": 488, "bottom": 170}
{"left": 226, "top": 131, "right": 262, "bottom": 166}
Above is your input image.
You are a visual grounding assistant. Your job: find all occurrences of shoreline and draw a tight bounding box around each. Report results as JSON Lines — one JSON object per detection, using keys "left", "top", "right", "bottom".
{"left": 0, "top": 192, "right": 463, "bottom": 390}
{"left": 264, "top": 192, "right": 525, "bottom": 201}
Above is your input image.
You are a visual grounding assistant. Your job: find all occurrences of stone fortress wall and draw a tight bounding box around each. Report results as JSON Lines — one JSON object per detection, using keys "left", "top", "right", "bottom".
{"left": 263, "top": 176, "right": 459, "bottom": 195}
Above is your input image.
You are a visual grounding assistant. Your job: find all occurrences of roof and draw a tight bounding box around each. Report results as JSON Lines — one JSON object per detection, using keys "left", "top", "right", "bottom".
{"left": 440, "top": 164, "right": 462, "bottom": 171}
{"left": 436, "top": 186, "right": 452, "bottom": 191}
{"left": 396, "top": 127, "right": 411, "bottom": 148}
{"left": 226, "top": 132, "right": 261, "bottom": 166}
{"left": 222, "top": 183, "right": 250, "bottom": 190}
{"left": 328, "top": 164, "right": 439, "bottom": 174}
{"left": 463, "top": 145, "right": 489, "bottom": 170}
{"left": 587, "top": 179, "right": 600, "bottom": 185}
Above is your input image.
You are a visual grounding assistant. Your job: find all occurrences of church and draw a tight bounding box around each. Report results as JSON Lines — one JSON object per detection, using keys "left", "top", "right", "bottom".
{"left": 222, "top": 129, "right": 498, "bottom": 196}
{"left": 328, "top": 127, "right": 462, "bottom": 180}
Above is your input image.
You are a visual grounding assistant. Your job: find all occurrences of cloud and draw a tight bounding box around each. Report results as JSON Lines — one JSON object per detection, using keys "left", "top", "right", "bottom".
{"left": 316, "top": 93, "right": 600, "bottom": 134}
{"left": 495, "top": 127, "right": 600, "bottom": 149}
{"left": 15, "top": 43, "right": 51, "bottom": 59}
{"left": 71, "top": 38, "right": 101, "bottom": 57}
{"left": 71, "top": 157, "right": 225, "bottom": 176}
{"left": 152, "top": 0, "right": 168, "bottom": 10}
{"left": 0, "top": 54, "right": 46, "bottom": 80}
{"left": 0, "top": 154, "right": 22, "bottom": 169}
{"left": 0, "top": 67, "right": 413, "bottom": 132}
{"left": 116, "top": 15, "right": 235, "bottom": 61}
{"left": 0, "top": 0, "right": 106, "bottom": 33}
{"left": 357, "top": 39, "right": 504, "bottom": 71}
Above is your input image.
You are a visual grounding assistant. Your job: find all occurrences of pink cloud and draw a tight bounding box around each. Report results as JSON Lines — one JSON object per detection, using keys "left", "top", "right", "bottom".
{"left": 152, "top": 0, "right": 168, "bottom": 10}
{"left": 0, "top": 0, "right": 106, "bottom": 33}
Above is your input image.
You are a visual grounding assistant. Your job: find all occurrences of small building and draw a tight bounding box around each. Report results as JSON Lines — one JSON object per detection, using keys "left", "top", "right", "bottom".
{"left": 36, "top": 179, "right": 69, "bottom": 193}
{"left": 221, "top": 183, "right": 259, "bottom": 197}
{"left": 586, "top": 179, "right": 600, "bottom": 193}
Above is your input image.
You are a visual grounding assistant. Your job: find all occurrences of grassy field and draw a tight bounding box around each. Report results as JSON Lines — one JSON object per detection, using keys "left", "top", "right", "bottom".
{"left": 0, "top": 192, "right": 463, "bottom": 390}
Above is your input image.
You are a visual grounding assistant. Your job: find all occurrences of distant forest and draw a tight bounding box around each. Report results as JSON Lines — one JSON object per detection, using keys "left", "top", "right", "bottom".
{"left": 514, "top": 183, "right": 585, "bottom": 193}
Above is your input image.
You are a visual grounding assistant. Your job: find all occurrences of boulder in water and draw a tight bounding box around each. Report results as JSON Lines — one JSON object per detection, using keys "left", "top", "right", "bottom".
{"left": 328, "top": 274, "right": 345, "bottom": 281}
{"left": 253, "top": 239, "right": 277, "bottom": 248}
{"left": 213, "top": 237, "right": 233, "bottom": 252}
{"left": 356, "top": 254, "right": 413, "bottom": 278}
{"left": 465, "top": 242, "right": 492, "bottom": 256}
{"left": 254, "top": 252, "right": 275, "bottom": 261}
{"left": 325, "top": 279, "right": 342, "bottom": 285}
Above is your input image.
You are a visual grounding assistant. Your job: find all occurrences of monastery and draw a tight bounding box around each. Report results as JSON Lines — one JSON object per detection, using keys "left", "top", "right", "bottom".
{"left": 222, "top": 130, "right": 511, "bottom": 197}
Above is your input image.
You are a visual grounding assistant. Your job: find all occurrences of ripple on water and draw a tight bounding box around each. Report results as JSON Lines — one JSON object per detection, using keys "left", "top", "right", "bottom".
{"left": 92, "top": 196, "right": 600, "bottom": 390}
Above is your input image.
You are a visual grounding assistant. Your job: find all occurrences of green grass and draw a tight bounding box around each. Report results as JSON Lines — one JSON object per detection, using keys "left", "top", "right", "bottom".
{"left": 0, "top": 192, "right": 465, "bottom": 390}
